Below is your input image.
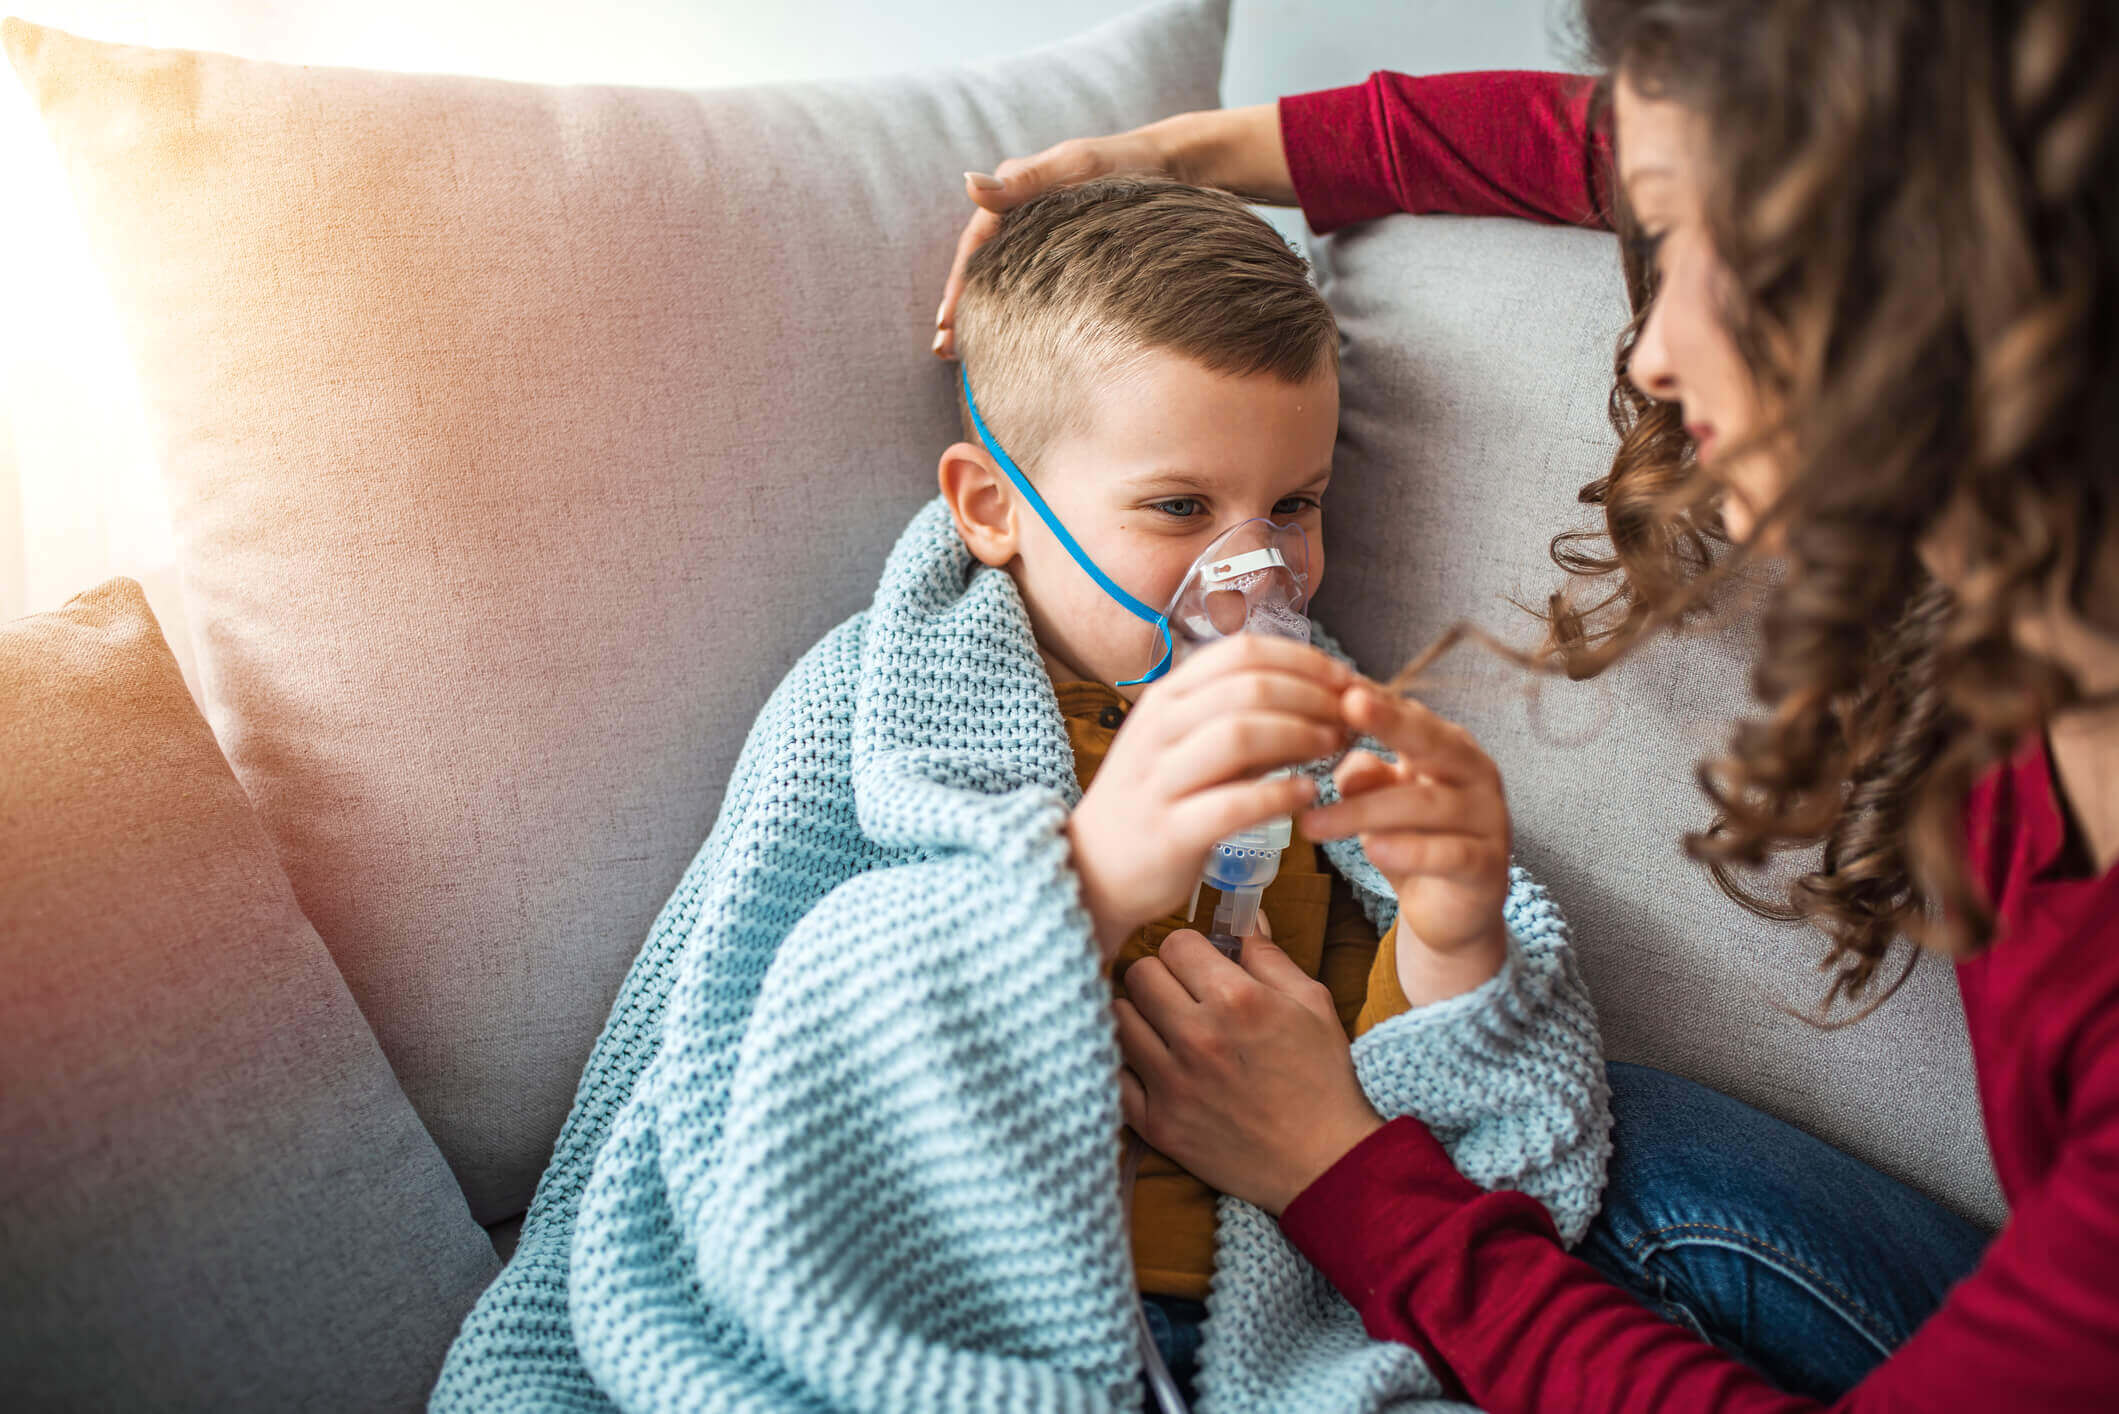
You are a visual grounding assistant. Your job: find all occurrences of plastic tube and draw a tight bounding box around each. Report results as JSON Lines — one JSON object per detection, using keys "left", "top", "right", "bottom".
{"left": 1207, "top": 884, "right": 1263, "bottom": 957}
{"left": 1120, "top": 1133, "right": 1192, "bottom": 1414}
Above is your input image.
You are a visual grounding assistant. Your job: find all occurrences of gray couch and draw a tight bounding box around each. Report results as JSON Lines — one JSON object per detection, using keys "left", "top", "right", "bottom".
{"left": 0, "top": 1, "right": 1997, "bottom": 1407}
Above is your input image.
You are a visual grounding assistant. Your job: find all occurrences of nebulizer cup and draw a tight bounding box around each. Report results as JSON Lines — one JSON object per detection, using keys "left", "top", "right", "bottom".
{"left": 1161, "top": 517, "right": 1315, "bottom": 959}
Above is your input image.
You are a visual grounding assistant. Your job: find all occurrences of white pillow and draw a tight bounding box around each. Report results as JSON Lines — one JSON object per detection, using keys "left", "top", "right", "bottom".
{"left": 4, "top": 0, "right": 1230, "bottom": 1221}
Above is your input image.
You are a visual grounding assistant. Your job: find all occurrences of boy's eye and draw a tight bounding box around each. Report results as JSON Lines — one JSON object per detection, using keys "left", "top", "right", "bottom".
{"left": 1150, "top": 497, "right": 1205, "bottom": 519}
{"left": 1273, "top": 495, "right": 1323, "bottom": 517}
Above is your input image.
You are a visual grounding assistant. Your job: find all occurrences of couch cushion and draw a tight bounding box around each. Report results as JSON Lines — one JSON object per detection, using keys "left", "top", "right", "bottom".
{"left": 2, "top": 0, "right": 1228, "bottom": 1221}
{"left": 0, "top": 578, "right": 499, "bottom": 1409}
{"left": 1313, "top": 214, "right": 2004, "bottom": 1227}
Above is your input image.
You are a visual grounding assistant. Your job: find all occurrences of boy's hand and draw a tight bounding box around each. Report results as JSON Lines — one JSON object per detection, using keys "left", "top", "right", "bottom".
{"left": 1067, "top": 636, "right": 1352, "bottom": 960}
{"left": 1299, "top": 682, "right": 1513, "bottom": 1006}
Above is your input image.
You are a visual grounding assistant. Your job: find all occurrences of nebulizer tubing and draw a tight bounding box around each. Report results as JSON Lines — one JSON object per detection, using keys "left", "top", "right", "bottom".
{"left": 965, "top": 373, "right": 1317, "bottom": 1412}
{"left": 1120, "top": 1135, "right": 1191, "bottom": 1414}
{"left": 962, "top": 369, "right": 1174, "bottom": 687}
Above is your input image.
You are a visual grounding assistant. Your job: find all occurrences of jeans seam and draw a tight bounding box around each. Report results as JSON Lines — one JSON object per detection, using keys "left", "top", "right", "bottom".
{"left": 1624, "top": 1220, "right": 1896, "bottom": 1356}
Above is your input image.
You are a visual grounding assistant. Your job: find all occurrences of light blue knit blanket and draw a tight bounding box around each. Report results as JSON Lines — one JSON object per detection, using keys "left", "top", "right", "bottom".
{"left": 430, "top": 498, "right": 1609, "bottom": 1413}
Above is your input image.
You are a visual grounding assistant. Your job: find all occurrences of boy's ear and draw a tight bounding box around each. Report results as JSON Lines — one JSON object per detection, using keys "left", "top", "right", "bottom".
{"left": 938, "top": 441, "right": 1021, "bottom": 568}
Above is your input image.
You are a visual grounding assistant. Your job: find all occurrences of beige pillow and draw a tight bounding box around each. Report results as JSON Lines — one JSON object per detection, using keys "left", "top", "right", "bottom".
{"left": 3, "top": 0, "right": 1229, "bottom": 1222}
{"left": 0, "top": 578, "right": 498, "bottom": 1408}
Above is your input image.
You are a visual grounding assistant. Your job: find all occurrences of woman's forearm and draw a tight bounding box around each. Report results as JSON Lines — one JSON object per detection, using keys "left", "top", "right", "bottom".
{"left": 1282, "top": 1120, "right": 1820, "bottom": 1413}
{"left": 1154, "top": 104, "right": 1297, "bottom": 206}
{"left": 1276, "top": 71, "right": 1612, "bottom": 234}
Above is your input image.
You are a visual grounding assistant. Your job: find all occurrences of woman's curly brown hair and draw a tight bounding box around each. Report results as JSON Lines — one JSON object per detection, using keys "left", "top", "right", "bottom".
{"left": 1545, "top": 0, "right": 2116, "bottom": 1016}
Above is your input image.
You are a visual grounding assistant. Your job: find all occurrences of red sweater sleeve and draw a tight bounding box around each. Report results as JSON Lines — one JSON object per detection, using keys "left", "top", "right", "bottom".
{"left": 1281, "top": 1084, "right": 2119, "bottom": 1412}
{"left": 1277, "top": 70, "right": 1612, "bottom": 234}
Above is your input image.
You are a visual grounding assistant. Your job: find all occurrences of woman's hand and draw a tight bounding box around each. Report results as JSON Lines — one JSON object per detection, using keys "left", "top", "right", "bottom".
{"left": 933, "top": 105, "right": 1295, "bottom": 358}
{"left": 1301, "top": 682, "right": 1514, "bottom": 1006}
{"left": 1068, "top": 635, "right": 1352, "bottom": 960}
{"left": 1116, "top": 929, "right": 1384, "bottom": 1216}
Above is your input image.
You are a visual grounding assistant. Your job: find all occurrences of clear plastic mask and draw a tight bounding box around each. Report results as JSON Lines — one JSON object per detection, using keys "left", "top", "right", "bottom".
{"left": 1162, "top": 517, "right": 1313, "bottom": 667}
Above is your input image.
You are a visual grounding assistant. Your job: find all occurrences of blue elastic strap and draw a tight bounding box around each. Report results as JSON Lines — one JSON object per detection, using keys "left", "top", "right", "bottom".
{"left": 960, "top": 368, "right": 1173, "bottom": 686}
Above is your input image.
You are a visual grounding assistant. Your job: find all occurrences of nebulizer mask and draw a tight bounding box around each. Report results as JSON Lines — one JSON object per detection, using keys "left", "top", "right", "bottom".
{"left": 966, "top": 369, "right": 1317, "bottom": 1414}
{"left": 1161, "top": 518, "right": 1314, "bottom": 957}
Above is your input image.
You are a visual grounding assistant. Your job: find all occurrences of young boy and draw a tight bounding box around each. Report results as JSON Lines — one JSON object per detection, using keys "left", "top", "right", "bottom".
{"left": 940, "top": 177, "right": 1518, "bottom": 1385}
{"left": 437, "top": 176, "right": 1587, "bottom": 1414}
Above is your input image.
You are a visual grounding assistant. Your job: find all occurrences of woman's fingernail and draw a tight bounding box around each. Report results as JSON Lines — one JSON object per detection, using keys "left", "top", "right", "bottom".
{"left": 934, "top": 301, "right": 947, "bottom": 329}
{"left": 965, "top": 170, "right": 1004, "bottom": 191}
{"left": 931, "top": 329, "right": 947, "bottom": 356}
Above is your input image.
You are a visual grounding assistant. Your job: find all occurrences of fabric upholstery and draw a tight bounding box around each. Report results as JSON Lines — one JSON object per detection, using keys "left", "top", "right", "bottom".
{"left": 1313, "top": 214, "right": 2004, "bottom": 1227}
{"left": 2, "top": 0, "right": 1230, "bottom": 1222}
{"left": 0, "top": 578, "right": 498, "bottom": 1410}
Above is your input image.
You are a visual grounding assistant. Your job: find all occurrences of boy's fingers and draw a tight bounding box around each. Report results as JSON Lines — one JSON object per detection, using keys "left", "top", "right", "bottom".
{"left": 1363, "top": 831, "right": 1500, "bottom": 881}
{"left": 1177, "top": 774, "right": 1318, "bottom": 851}
{"left": 1159, "top": 713, "right": 1340, "bottom": 798}
{"left": 1330, "top": 750, "right": 1398, "bottom": 798}
{"left": 1300, "top": 779, "right": 1490, "bottom": 841}
{"left": 1162, "top": 634, "right": 1353, "bottom": 698}
{"left": 1149, "top": 667, "right": 1349, "bottom": 745}
{"left": 1340, "top": 683, "right": 1491, "bottom": 784}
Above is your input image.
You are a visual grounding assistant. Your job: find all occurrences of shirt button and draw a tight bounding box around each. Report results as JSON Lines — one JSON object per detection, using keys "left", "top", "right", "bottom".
{"left": 1097, "top": 705, "right": 1125, "bottom": 730}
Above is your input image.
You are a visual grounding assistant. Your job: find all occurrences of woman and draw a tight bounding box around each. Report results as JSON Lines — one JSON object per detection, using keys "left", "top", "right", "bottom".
{"left": 937, "top": 0, "right": 2116, "bottom": 1407}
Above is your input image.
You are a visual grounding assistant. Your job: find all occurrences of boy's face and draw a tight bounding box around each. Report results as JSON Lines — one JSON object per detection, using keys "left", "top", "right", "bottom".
{"left": 958, "top": 348, "right": 1339, "bottom": 700}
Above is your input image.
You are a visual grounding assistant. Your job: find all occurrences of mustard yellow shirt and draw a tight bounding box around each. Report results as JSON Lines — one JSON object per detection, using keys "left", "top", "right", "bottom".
{"left": 1057, "top": 680, "right": 1409, "bottom": 1299}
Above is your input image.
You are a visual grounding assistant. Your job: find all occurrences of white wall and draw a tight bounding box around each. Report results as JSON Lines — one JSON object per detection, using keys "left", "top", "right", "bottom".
{"left": 0, "top": 0, "right": 1582, "bottom": 657}
{"left": 2, "top": 1, "right": 1580, "bottom": 90}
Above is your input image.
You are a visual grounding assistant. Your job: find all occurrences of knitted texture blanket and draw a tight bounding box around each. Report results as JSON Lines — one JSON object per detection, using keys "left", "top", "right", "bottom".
{"left": 430, "top": 498, "right": 1609, "bottom": 1413}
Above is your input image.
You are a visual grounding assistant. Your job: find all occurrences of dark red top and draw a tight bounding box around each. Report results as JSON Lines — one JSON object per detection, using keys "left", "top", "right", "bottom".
{"left": 1275, "top": 72, "right": 2119, "bottom": 1412}
{"left": 1279, "top": 70, "right": 1611, "bottom": 234}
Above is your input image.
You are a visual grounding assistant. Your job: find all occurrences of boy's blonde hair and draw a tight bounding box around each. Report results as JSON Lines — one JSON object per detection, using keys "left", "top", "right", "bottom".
{"left": 953, "top": 176, "right": 1338, "bottom": 473}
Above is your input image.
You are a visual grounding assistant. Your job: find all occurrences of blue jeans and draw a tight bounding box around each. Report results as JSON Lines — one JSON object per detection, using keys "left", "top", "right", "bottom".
{"left": 1143, "top": 1063, "right": 1989, "bottom": 1406}
{"left": 1139, "top": 1294, "right": 1207, "bottom": 1406}
{"left": 1575, "top": 1063, "right": 1991, "bottom": 1401}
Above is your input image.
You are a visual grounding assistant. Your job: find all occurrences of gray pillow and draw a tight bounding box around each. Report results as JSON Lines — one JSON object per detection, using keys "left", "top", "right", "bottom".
{"left": 0, "top": 579, "right": 499, "bottom": 1410}
{"left": 1313, "top": 214, "right": 2003, "bottom": 1226}
{"left": 5, "top": 0, "right": 1229, "bottom": 1223}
